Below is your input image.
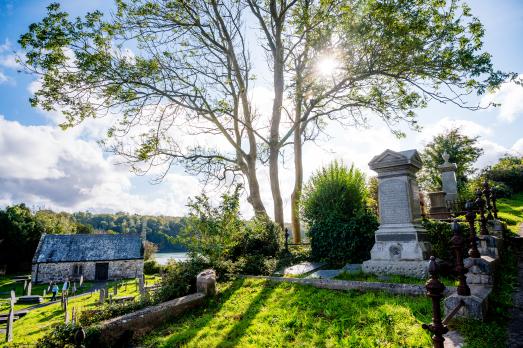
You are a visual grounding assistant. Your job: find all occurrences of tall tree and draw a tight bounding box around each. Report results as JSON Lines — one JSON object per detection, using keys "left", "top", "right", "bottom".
{"left": 418, "top": 128, "right": 483, "bottom": 192}
{"left": 20, "top": 0, "right": 511, "bottom": 235}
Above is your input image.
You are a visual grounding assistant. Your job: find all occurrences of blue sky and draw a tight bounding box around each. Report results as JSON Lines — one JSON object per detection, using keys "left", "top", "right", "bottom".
{"left": 0, "top": 0, "right": 522, "bottom": 218}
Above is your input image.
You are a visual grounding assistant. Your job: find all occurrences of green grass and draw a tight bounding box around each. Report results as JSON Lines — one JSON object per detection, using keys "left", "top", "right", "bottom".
{"left": 1, "top": 275, "right": 160, "bottom": 346}
{"left": 143, "top": 278, "right": 434, "bottom": 348}
{"left": 335, "top": 271, "right": 458, "bottom": 287}
{"left": 497, "top": 192, "right": 523, "bottom": 234}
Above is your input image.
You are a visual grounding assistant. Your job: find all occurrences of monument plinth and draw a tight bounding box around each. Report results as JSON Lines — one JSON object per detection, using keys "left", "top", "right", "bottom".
{"left": 362, "top": 149, "right": 431, "bottom": 278}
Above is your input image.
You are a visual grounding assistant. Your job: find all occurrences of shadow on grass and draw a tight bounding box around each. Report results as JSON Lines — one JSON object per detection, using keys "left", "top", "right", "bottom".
{"left": 215, "top": 281, "right": 274, "bottom": 348}
{"left": 146, "top": 278, "right": 249, "bottom": 347}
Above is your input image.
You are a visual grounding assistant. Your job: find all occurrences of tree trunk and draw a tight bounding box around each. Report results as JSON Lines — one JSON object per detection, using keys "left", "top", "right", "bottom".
{"left": 245, "top": 155, "right": 267, "bottom": 216}
{"left": 290, "top": 124, "right": 303, "bottom": 243}
{"left": 269, "top": 40, "right": 285, "bottom": 229}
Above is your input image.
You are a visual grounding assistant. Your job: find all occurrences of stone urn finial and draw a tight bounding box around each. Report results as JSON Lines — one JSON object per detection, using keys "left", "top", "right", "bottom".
{"left": 442, "top": 151, "right": 450, "bottom": 164}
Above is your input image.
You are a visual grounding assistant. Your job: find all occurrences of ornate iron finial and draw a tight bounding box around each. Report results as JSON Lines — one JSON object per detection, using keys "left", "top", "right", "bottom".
{"left": 450, "top": 219, "right": 470, "bottom": 296}
{"left": 482, "top": 181, "right": 493, "bottom": 220}
{"left": 491, "top": 187, "right": 499, "bottom": 220}
{"left": 475, "top": 189, "right": 489, "bottom": 235}
{"left": 465, "top": 200, "right": 480, "bottom": 258}
{"left": 423, "top": 256, "right": 448, "bottom": 348}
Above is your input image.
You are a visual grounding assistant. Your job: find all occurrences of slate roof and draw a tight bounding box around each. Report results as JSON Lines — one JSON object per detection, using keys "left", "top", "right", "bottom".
{"left": 33, "top": 233, "right": 144, "bottom": 263}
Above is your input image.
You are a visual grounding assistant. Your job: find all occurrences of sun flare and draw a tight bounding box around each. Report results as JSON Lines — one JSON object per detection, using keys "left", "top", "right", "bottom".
{"left": 315, "top": 55, "right": 340, "bottom": 77}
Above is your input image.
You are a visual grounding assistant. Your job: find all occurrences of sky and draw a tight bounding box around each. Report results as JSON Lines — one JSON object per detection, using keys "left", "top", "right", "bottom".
{"left": 0, "top": 0, "right": 522, "bottom": 219}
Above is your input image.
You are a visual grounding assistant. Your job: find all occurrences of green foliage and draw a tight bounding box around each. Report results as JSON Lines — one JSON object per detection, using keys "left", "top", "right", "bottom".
{"left": 497, "top": 192, "right": 523, "bottom": 234}
{"left": 179, "top": 188, "right": 283, "bottom": 277}
{"left": 422, "top": 219, "right": 468, "bottom": 265}
{"left": 418, "top": 128, "right": 483, "bottom": 193}
{"left": 482, "top": 155, "right": 523, "bottom": 194}
{"left": 143, "top": 240, "right": 159, "bottom": 261}
{"left": 302, "top": 161, "right": 377, "bottom": 265}
{"left": 35, "top": 323, "right": 83, "bottom": 348}
{"left": 0, "top": 204, "right": 46, "bottom": 272}
{"left": 156, "top": 257, "right": 210, "bottom": 302}
{"left": 143, "top": 259, "right": 163, "bottom": 275}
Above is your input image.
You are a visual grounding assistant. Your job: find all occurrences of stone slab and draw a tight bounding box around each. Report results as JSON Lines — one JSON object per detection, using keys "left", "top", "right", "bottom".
{"left": 16, "top": 295, "right": 43, "bottom": 304}
{"left": 444, "top": 285, "right": 491, "bottom": 321}
{"left": 362, "top": 259, "right": 428, "bottom": 278}
{"left": 305, "top": 270, "right": 342, "bottom": 279}
{"left": 283, "top": 262, "right": 326, "bottom": 276}
{"left": 242, "top": 275, "right": 456, "bottom": 296}
{"left": 343, "top": 264, "right": 362, "bottom": 273}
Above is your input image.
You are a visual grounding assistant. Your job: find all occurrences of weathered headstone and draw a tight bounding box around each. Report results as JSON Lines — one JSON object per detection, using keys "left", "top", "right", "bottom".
{"left": 72, "top": 282, "right": 77, "bottom": 296}
{"left": 362, "top": 149, "right": 431, "bottom": 278}
{"left": 439, "top": 151, "right": 458, "bottom": 201}
{"left": 79, "top": 275, "right": 84, "bottom": 288}
{"left": 139, "top": 277, "right": 145, "bottom": 295}
{"left": 43, "top": 289, "right": 46, "bottom": 298}
{"left": 26, "top": 281, "right": 32, "bottom": 296}
{"left": 23, "top": 279, "right": 28, "bottom": 293}
{"left": 64, "top": 298, "right": 69, "bottom": 324}
{"left": 5, "top": 291, "right": 15, "bottom": 342}
{"left": 98, "top": 289, "right": 106, "bottom": 304}
{"left": 113, "top": 284, "right": 118, "bottom": 296}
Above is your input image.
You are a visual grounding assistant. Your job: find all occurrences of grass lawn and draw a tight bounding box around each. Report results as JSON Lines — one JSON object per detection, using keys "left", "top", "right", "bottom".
{"left": 335, "top": 271, "right": 458, "bottom": 287}
{"left": 1, "top": 275, "right": 160, "bottom": 346}
{"left": 143, "top": 278, "right": 434, "bottom": 348}
{"left": 497, "top": 192, "right": 523, "bottom": 234}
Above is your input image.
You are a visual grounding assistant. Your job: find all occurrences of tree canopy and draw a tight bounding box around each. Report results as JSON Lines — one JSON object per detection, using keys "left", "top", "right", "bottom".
{"left": 418, "top": 127, "right": 483, "bottom": 193}
{"left": 19, "top": 0, "right": 512, "bottom": 234}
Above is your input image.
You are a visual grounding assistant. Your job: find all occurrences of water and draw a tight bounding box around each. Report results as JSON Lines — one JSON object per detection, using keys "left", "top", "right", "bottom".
{"left": 153, "top": 252, "right": 190, "bottom": 265}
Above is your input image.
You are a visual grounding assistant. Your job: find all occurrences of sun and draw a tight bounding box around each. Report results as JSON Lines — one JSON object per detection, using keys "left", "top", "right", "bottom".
{"left": 315, "top": 55, "right": 340, "bottom": 77}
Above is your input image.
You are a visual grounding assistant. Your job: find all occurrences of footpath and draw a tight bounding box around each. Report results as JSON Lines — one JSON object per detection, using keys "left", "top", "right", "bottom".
{"left": 507, "top": 225, "right": 523, "bottom": 348}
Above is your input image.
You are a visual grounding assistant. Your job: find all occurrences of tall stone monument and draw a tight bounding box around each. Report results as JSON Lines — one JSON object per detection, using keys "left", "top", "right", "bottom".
{"left": 362, "top": 149, "right": 431, "bottom": 278}
{"left": 439, "top": 151, "right": 458, "bottom": 201}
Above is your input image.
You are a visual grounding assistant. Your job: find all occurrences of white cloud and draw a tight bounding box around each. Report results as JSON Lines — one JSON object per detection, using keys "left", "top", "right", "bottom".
{"left": 0, "top": 116, "right": 210, "bottom": 216}
{"left": 510, "top": 138, "right": 523, "bottom": 155}
{"left": 481, "top": 78, "right": 523, "bottom": 123}
{"left": 418, "top": 117, "right": 491, "bottom": 145}
{"left": 0, "top": 71, "right": 7, "bottom": 84}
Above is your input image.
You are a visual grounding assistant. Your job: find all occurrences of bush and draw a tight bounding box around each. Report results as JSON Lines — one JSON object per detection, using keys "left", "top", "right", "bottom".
{"left": 178, "top": 188, "right": 283, "bottom": 278}
{"left": 483, "top": 155, "right": 523, "bottom": 194}
{"left": 36, "top": 323, "right": 83, "bottom": 348}
{"left": 302, "top": 161, "right": 378, "bottom": 265}
{"left": 157, "top": 256, "right": 210, "bottom": 302}
{"left": 143, "top": 259, "right": 163, "bottom": 275}
{"left": 422, "top": 218, "right": 468, "bottom": 265}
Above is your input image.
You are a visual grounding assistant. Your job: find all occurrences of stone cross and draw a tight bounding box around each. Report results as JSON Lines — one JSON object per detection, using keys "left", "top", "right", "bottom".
{"left": 438, "top": 151, "right": 458, "bottom": 201}
{"left": 362, "top": 149, "right": 431, "bottom": 277}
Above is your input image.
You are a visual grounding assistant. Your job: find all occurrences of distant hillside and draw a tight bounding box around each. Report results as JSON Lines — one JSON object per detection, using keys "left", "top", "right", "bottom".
{"left": 72, "top": 212, "right": 187, "bottom": 252}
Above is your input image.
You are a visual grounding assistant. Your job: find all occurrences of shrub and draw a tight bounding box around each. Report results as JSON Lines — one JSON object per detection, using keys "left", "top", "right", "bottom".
{"left": 178, "top": 187, "right": 283, "bottom": 278}
{"left": 483, "top": 155, "right": 523, "bottom": 194}
{"left": 143, "top": 259, "right": 162, "bottom": 275}
{"left": 302, "top": 161, "right": 378, "bottom": 265}
{"left": 156, "top": 256, "right": 210, "bottom": 302}
{"left": 422, "top": 218, "right": 468, "bottom": 265}
{"left": 36, "top": 323, "right": 83, "bottom": 348}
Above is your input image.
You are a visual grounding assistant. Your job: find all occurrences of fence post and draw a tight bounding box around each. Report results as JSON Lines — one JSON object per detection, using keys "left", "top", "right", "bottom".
{"left": 482, "top": 181, "right": 493, "bottom": 220}
{"left": 465, "top": 201, "right": 481, "bottom": 258}
{"left": 491, "top": 188, "right": 498, "bottom": 220}
{"left": 451, "top": 219, "right": 470, "bottom": 296}
{"left": 284, "top": 228, "right": 289, "bottom": 252}
{"left": 422, "top": 256, "right": 448, "bottom": 348}
{"left": 475, "top": 190, "right": 489, "bottom": 236}
{"left": 5, "top": 290, "right": 15, "bottom": 342}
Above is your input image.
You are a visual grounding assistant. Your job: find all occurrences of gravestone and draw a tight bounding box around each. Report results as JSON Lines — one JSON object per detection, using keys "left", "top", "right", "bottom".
{"left": 362, "top": 149, "right": 431, "bottom": 278}
{"left": 98, "top": 289, "right": 106, "bottom": 304}
{"left": 439, "top": 152, "right": 458, "bottom": 201}
{"left": 26, "top": 281, "right": 32, "bottom": 296}
{"left": 6, "top": 291, "right": 15, "bottom": 342}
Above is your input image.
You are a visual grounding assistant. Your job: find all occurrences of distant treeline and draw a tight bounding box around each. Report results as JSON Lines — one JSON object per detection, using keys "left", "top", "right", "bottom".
{"left": 0, "top": 204, "right": 185, "bottom": 272}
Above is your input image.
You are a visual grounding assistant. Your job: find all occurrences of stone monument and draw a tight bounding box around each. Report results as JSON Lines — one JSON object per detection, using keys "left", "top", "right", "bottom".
{"left": 362, "top": 149, "right": 431, "bottom": 278}
{"left": 439, "top": 152, "right": 458, "bottom": 201}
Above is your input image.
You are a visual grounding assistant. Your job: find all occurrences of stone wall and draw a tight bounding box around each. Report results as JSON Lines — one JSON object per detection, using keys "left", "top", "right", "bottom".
{"left": 32, "top": 259, "right": 143, "bottom": 283}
